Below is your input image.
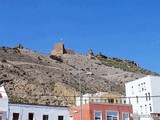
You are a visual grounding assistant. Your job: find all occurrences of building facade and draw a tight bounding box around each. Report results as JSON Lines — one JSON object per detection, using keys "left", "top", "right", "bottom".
{"left": 0, "top": 86, "right": 70, "bottom": 120}
{"left": 70, "top": 103, "right": 133, "bottom": 120}
{"left": 125, "top": 75, "right": 160, "bottom": 120}
{"left": 8, "top": 103, "right": 69, "bottom": 120}
{"left": 76, "top": 92, "right": 126, "bottom": 106}
{"left": 0, "top": 86, "right": 8, "bottom": 120}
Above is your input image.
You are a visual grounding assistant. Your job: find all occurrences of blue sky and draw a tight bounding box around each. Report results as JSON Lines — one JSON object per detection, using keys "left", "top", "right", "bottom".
{"left": 0, "top": 0, "right": 160, "bottom": 73}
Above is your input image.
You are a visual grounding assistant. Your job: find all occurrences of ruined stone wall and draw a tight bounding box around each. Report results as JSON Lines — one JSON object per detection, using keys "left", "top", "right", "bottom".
{"left": 65, "top": 49, "right": 75, "bottom": 54}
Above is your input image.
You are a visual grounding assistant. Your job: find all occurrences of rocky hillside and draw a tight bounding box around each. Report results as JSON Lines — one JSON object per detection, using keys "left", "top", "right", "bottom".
{"left": 0, "top": 46, "right": 158, "bottom": 106}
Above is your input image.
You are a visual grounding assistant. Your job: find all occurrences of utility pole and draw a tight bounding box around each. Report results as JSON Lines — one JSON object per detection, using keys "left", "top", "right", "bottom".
{"left": 77, "top": 61, "right": 82, "bottom": 120}
{"left": 79, "top": 68, "right": 82, "bottom": 120}
{"left": 78, "top": 57, "right": 94, "bottom": 120}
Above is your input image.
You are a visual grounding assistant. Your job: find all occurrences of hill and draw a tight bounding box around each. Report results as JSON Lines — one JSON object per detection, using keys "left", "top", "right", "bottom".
{"left": 0, "top": 45, "right": 158, "bottom": 106}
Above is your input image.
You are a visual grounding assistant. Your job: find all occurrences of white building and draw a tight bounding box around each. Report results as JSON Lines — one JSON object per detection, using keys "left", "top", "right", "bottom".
{"left": 125, "top": 75, "right": 160, "bottom": 120}
{"left": 0, "top": 86, "right": 69, "bottom": 120}
{"left": 8, "top": 103, "right": 69, "bottom": 120}
{"left": 76, "top": 92, "right": 126, "bottom": 106}
{"left": 0, "top": 86, "right": 8, "bottom": 120}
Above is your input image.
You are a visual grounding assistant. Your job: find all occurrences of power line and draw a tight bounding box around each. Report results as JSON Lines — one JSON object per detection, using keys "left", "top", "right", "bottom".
{"left": 7, "top": 93, "right": 160, "bottom": 99}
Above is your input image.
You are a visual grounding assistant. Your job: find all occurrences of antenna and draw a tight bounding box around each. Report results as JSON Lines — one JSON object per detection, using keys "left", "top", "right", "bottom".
{"left": 60, "top": 38, "right": 63, "bottom": 43}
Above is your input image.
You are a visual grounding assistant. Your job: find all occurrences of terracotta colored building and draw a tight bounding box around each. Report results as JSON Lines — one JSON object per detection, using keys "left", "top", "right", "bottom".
{"left": 70, "top": 103, "right": 133, "bottom": 120}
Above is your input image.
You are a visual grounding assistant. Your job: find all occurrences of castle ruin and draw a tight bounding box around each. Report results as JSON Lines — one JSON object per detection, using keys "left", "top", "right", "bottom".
{"left": 51, "top": 43, "right": 75, "bottom": 56}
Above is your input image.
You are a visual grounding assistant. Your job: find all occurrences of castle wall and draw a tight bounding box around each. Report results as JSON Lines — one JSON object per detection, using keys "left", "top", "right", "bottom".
{"left": 65, "top": 49, "right": 75, "bottom": 54}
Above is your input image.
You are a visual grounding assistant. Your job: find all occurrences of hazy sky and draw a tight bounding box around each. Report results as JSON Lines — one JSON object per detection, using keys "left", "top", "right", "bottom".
{"left": 0, "top": 0, "right": 160, "bottom": 73}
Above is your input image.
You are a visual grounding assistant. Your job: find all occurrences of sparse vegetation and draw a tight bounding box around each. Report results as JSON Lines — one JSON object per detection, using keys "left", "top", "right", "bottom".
{"left": 91, "top": 56, "right": 96, "bottom": 60}
{"left": 96, "top": 55, "right": 158, "bottom": 75}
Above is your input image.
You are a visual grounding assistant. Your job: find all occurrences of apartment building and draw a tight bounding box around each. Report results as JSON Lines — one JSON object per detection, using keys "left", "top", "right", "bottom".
{"left": 71, "top": 92, "right": 133, "bottom": 120}
{"left": 70, "top": 103, "right": 133, "bottom": 120}
{"left": 125, "top": 75, "right": 160, "bottom": 120}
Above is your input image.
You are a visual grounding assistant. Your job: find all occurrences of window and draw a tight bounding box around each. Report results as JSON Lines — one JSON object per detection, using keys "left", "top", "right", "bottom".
{"left": 28, "top": 113, "right": 34, "bottom": 120}
{"left": 43, "top": 115, "right": 48, "bottom": 120}
{"left": 148, "top": 92, "right": 151, "bottom": 100}
{"left": 129, "top": 98, "right": 131, "bottom": 104}
{"left": 145, "top": 105, "right": 147, "bottom": 113}
{"left": 149, "top": 104, "right": 152, "bottom": 112}
{"left": 58, "top": 116, "right": 64, "bottom": 120}
{"left": 120, "top": 100, "right": 122, "bottom": 104}
{"left": 94, "top": 111, "right": 102, "bottom": 120}
{"left": 140, "top": 106, "right": 142, "bottom": 114}
{"left": 107, "top": 111, "right": 118, "bottom": 120}
{"left": 144, "top": 82, "right": 146, "bottom": 90}
{"left": 122, "top": 112, "right": 129, "bottom": 120}
{"left": 141, "top": 83, "right": 144, "bottom": 91}
{"left": 131, "top": 86, "right": 134, "bottom": 94}
{"left": 108, "top": 99, "right": 114, "bottom": 103}
{"left": 145, "top": 93, "right": 148, "bottom": 101}
{"left": 13, "top": 113, "right": 19, "bottom": 120}
{"left": 138, "top": 84, "right": 141, "bottom": 92}
{"left": 136, "top": 96, "right": 138, "bottom": 103}
{"left": 84, "top": 99, "right": 87, "bottom": 104}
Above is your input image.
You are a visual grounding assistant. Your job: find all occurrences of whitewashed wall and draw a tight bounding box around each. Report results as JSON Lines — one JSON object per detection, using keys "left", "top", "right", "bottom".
{"left": 125, "top": 76, "right": 160, "bottom": 120}
{"left": 8, "top": 103, "right": 69, "bottom": 120}
{"left": 76, "top": 93, "right": 91, "bottom": 106}
{"left": 150, "top": 76, "right": 160, "bottom": 113}
{"left": 0, "top": 86, "right": 8, "bottom": 120}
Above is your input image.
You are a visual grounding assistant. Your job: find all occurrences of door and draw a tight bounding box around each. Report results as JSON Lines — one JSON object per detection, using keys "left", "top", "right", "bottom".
{"left": 13, "top": 113, "right": 19, "bottom": 120}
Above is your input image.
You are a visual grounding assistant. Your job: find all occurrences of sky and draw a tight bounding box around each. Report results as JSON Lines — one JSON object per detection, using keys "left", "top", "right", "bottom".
{"left": 0, "top": 0, "right": 160, "bottom": 73}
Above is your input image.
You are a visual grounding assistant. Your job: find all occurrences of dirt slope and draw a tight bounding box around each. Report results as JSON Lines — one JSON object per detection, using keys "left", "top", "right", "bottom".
{"left": 0, "top": 46, "right": 158, "bottom": 106}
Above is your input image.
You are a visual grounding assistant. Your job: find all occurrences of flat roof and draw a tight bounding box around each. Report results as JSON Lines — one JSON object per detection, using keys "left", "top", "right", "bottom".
{"left": 79, "top": 102, "right": 132, "bottom": 107}
{"left": 9, "top": 102, "right": 69, "bottom": 108}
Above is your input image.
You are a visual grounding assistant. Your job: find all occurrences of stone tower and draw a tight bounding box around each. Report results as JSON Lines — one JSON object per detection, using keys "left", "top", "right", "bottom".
{"left": 51, "top": 43, "right": 75, "bottom": 56}
{"left": 51, "top": 43, "right": 65, "bottom": 56}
